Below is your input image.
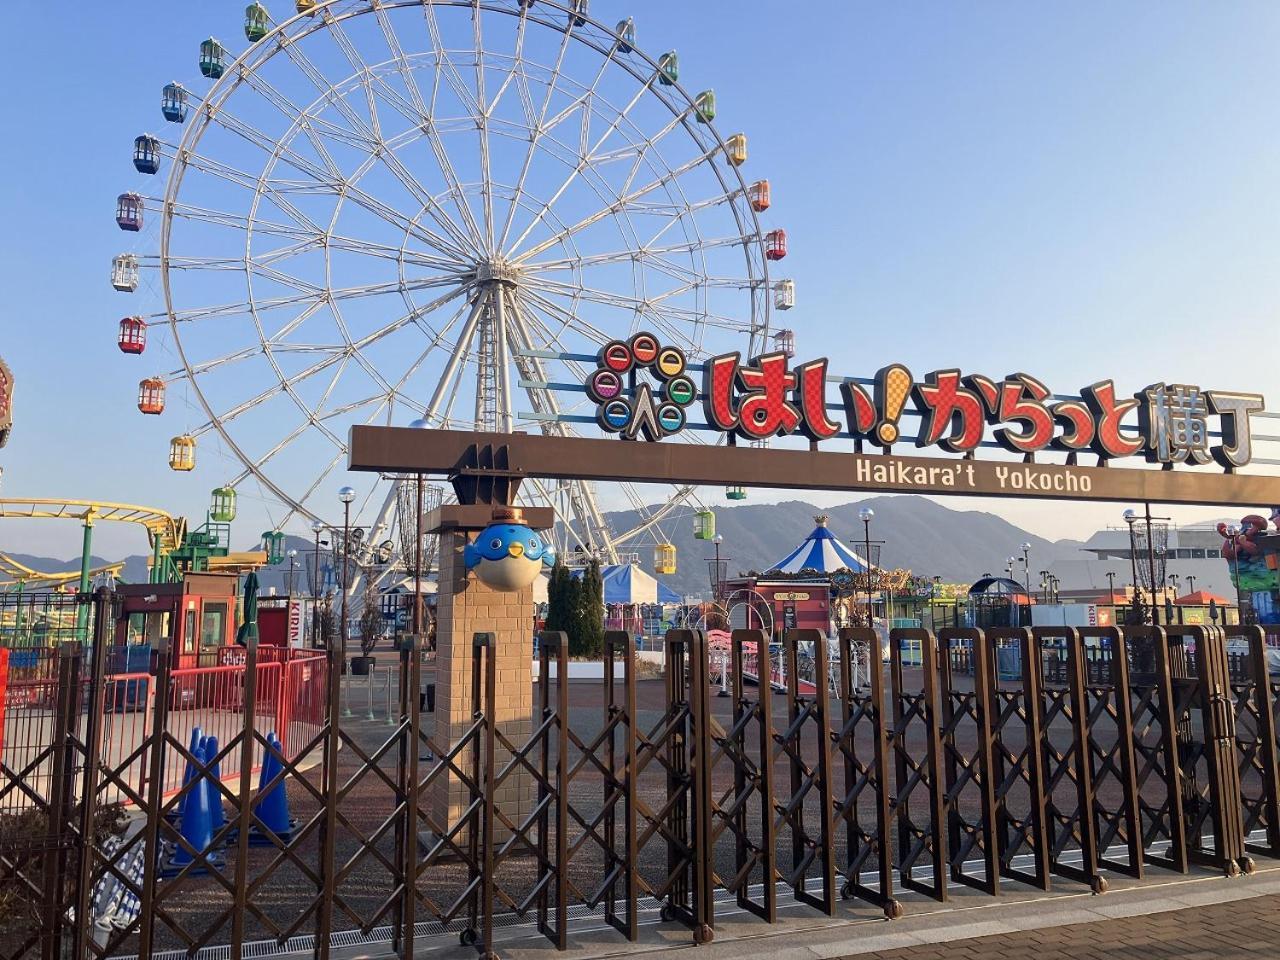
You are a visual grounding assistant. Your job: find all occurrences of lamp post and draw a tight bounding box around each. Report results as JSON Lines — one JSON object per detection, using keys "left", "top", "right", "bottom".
{"left": 713, "top": 534, "right": 723, "bottom": 599}
{"left": 1125, "top": 504, "right": 1170, "bottom": 625}
{"left": 286, "top": 549, "right": 298, "bottom": 598}
{"left": 1020, "top": 542, "right": 1032, "bottom": 594}
{"left": 1187, "top": 575, "right": 1197, "bottom": 595}
{"left": 859, "top": 507, "right": 875, "bottom": 627}
{"left": 409, "top": 418, "right": 431, "bottom": 643}
{"left": 1122, "top": 509, "right": 1144, "bottom": 623}
{"left": 311, "top": 519, "right": 324, "bottom": 648}
{"left": 1105, "top": 570, "right": 1117, "bottom": 603}
{"left": 338, "top": 486, "right": 356, "bottom": 654}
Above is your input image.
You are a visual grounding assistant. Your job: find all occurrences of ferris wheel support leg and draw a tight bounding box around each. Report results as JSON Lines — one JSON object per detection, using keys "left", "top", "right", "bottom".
{"left": 505, "top": 293, "right": 617, "bottom": 562}
{"left": 493, "top": 287, "right": 514, "bottom": 434}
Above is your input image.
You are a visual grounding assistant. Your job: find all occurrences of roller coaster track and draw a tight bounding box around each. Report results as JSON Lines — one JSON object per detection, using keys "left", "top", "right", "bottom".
{"left": 0, "top": 498, "right": 187, "bottom": 554}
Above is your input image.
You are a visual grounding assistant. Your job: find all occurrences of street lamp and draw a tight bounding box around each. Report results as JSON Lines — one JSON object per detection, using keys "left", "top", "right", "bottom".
{"left": 286, "top": 549, "right": 298, "bottom": 598}
{"left": 409, "top": 417, "right": 430, "bottom": 644}
{"left": 859, "top": 507, "right": 875, "bottom": 627}
{"left": 1105, "top": 570, "right": 1117, "bottom": 601}
{"left": 1124, "top": 504, "right": 1170, "bottom": 625}
{"left": 1187, "top": 575, "right": 1197, "bottom": 595}
{"left": 311, "top": 519, "right": 324, "bottom": 647}
{"left": 1122, "top": 509, "right": 1144, "bottom": 623}
{"left": 338, "top": 486, "right": 356, "bottom": 654}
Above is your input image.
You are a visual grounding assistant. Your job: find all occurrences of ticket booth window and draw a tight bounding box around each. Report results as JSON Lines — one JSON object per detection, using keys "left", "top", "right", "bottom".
{"left": 201, "top": 602, "right": 228, "bottom": 650}
{"left": 129, "top": 611, "right": 170, "bottom": 646}
{"left": 184, "top": 609, "right": 197, "bottom": 655}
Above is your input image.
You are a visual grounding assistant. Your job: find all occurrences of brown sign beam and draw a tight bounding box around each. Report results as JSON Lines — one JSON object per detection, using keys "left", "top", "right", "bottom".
{"left": 349, "top": 426, "right": 1280, "bottom": 507}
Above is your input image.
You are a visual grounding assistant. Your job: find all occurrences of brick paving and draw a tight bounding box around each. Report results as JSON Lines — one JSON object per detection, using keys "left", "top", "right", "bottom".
{"left": 857, "top": 894, "right": 1280, "bottom": 959}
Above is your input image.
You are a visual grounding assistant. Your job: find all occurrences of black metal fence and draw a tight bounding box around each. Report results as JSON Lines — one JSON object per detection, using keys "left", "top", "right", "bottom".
{"left": 2, "top": 593, "right": 1278, "bottom": 960}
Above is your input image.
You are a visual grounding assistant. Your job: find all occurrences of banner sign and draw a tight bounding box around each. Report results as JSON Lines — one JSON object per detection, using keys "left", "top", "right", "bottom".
{"left": 582, "top": 332, "right": 1265, "bottom": 472}
{"left": 348, "top": 427, "right": 1280, "bottom": 508}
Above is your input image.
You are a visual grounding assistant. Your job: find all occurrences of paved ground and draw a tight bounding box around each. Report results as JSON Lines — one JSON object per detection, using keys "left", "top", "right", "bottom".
{"left": 857, "top": 895, "right": 1280, "bottom": 959}
{"left": 453, "top": 862, "right": 1280, "bottom": 960}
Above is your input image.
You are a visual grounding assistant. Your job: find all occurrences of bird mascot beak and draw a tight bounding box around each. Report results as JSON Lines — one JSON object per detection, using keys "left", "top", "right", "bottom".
{"left": 508, "top": 542, "right": 525, "bottom": 558}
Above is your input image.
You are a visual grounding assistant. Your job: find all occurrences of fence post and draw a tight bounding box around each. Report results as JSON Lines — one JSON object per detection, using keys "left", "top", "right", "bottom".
{"left": 1196, "top": 625, "right": 1250, "bottom": 875}
{"left": 315, "top": 640, "right": 344, "bottom": 960}
{"left": 136, "top": 614, "right": 176, "bottom": 960}
{"left": 71, "top": 590, "right": 114, "bottom": 960}
{"left": 0, "top": 649, "right": 8, "bottom": 764}
{"left": 394, "top": 634, "right": 421, "bottom": 958}
{"left": 602, "top": 630, "right": 638, "bottom": 939}
{"left": 230, "top": 631, "right": 260, "bottom": 960}
{"left": 1240, "top": 626, "right": 1280, "bottom": 858}
{"left": 40, "top": 641, "right": 82, "bottom": 960}
{"left": 688, "top": 629, "right": 716, "bottom": 943}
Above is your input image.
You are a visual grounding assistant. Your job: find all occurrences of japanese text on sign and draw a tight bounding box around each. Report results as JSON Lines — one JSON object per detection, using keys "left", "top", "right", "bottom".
{"left": 585, "top": 333, "right": 1265, "bottom": 471}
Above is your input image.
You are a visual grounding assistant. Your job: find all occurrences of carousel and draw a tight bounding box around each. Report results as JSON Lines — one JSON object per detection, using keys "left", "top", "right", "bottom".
{"left": 722, "top": 515, "right": 875, "bottom": 635}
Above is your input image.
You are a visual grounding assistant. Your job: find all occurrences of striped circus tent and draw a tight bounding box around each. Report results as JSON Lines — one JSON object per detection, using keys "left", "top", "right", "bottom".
{"left": 770, "top": 515, "right": 872, "bottom": 574}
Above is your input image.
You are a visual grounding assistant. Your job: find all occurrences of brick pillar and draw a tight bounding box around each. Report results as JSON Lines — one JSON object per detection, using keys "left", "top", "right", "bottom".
{"left": 432, "top": 528, "right": 534, "bottom": 833}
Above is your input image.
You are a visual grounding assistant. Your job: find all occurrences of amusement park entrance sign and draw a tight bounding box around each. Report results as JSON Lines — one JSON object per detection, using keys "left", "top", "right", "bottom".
{"left": 348, "top": 332, "right": 1280, "bottom": 507}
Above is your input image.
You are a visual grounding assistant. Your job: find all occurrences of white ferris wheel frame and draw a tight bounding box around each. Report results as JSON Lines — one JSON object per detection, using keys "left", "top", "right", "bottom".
{"left": 141, "top": 0, "right": 775, "bottom": 565}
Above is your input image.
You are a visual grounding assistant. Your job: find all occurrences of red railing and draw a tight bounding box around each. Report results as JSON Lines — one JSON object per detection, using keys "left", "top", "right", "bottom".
{"left": 0, "top": 648, "right": 327, "bottom": 812}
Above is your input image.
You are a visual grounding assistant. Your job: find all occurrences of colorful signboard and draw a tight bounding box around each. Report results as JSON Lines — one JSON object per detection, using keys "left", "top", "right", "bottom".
{"left": 584, "top": 333, "right": 1265, "bottom": 472}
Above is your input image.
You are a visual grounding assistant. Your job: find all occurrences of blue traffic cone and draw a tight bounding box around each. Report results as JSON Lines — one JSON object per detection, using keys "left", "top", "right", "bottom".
{"left": 204, "top": 735, "right": 225, "bottom": 838}
{"left": 251, "top": 731, "right": 295, "bottom": 844}
{"left": 163, "top": 741, "right": 224, "bottom": 876}
{"left": 168, "top": 727, "right": 204, "bottom": 824}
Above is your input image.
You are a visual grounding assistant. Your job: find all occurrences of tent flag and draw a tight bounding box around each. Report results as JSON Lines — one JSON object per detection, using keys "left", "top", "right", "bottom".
{"left": 770, "top": 515, "right": 871, "bottom": 575}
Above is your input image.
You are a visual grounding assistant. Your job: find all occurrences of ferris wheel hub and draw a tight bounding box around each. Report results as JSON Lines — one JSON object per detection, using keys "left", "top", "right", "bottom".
{"left": 473, "top": 259, "right": 522, "bottom": 286}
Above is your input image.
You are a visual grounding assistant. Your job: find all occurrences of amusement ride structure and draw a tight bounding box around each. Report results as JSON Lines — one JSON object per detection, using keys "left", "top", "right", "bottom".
{"left": 111, "top": 1, "right": 793, "bottom": 575}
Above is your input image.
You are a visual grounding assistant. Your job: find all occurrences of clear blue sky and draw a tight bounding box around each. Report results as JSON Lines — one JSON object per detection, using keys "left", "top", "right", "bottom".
{"left": 1, "top": 2, "right": 1278, "bottom": 559}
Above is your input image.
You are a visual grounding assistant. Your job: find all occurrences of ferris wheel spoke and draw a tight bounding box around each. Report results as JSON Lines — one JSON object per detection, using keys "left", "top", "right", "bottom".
{"left": 347, "top": 283, "right": 470, "bottom": 359}
{"left": 178, "top": 147, "right": 329, "bottom": 236}
{"left": 237, "top": 64, "right": 355, "bottom": 177}
{"left": 418, "top": 288, "right": 486, "bottom": 426}
{"left": 318, "top": 11, "right": 385, "bottom": 142}
{"left": 497, "top": 3, "right": 574, "bottom": 251}
{"left": 270, "top": 33, "right": 487, "bottom": 262}
{"left": 323, "top": 234, "right": 466, "bottom": 276}
{"left": 209, "top": 352, "right": 345, "bottom": 436}
{"left": 367, "top": 4, "right": 487, "bottom": 254}
{"left": 513, "top": 149, "right": 716, "bottom": 264}
{"left": 504, "top": 79, "right": 687, "bottom": 258}
{"left": 522, "top": 235, "right": 743, "bottom": 275}
{"left": 472, "top": 2, "right": 495, "bottom": 253}
{"left": 214, "top": 108, "right": 472, "bottom": 261}
{"left": 274, "top": 22, "right": 378, "bottom": 145}
{"left": 419, "top": 6, "right": 489, "bottom": 244}
{"left": 162, "top": 199, "right": 308, "bottom": 240}
{"left": 237, "top": 55, "right": 478, "bottom": 260}
{"left": 515, "top": 287, "right": 614, "bottom": 350}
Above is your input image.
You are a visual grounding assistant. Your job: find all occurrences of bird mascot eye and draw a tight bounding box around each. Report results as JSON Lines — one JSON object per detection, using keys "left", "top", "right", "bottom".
{"left": 529, "top": 537, "right": 540, "bottom": 550}
{"left": 490, "top": 537, "right": 504, "bottom": 550}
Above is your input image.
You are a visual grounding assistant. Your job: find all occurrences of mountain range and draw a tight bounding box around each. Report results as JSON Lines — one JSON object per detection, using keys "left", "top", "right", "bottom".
{"left": 2, "top": 494, "right": 1238, "bottom": 600}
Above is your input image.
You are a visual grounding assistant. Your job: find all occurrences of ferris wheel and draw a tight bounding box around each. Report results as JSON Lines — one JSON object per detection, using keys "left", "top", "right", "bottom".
{"left": 112, "top": 0, "right": 790, "bottom": 565}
